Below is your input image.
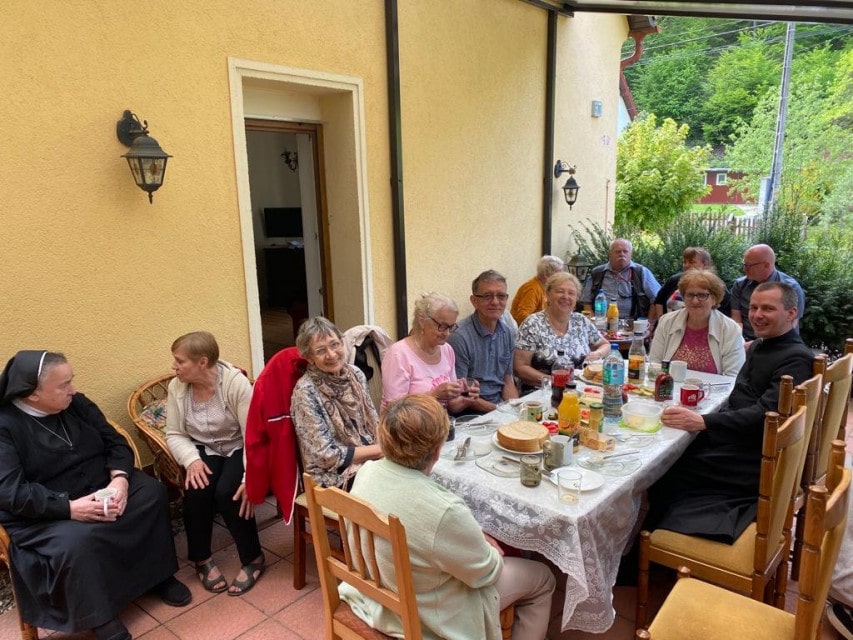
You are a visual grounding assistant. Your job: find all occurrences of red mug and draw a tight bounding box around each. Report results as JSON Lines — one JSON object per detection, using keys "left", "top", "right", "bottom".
{"left": 679, "top": 384, "right": 705, "bottom": 407}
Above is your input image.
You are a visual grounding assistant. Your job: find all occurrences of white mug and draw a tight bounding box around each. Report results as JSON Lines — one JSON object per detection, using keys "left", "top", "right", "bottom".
{"left": 94, "top": 487, "right": 118, "bottom": 517}
{"left": 669, "top": 360, "right": 688, "bottom": 383}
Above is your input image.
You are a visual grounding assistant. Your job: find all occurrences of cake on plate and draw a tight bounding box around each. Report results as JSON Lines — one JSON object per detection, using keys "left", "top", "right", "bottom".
{"left": 496, "top": 421, "right": 549, "bottom": 453}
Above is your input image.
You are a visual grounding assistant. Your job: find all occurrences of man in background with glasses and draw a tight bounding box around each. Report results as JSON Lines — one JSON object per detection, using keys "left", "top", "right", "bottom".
{"left": 730, "top": 243, "right": 805, "bottom": 342}
{"left": 449, "top": 270, "right": 519, "bottom": 413}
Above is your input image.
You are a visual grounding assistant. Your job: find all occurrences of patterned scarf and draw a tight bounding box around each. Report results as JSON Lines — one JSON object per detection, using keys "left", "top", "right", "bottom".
{"left": 304, "top": 364, "right": 377, "bottom": 447}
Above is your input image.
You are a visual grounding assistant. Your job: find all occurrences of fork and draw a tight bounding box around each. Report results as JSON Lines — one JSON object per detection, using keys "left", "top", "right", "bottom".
{"left": 454, "top": 437, "right": 471, "bottom": 460}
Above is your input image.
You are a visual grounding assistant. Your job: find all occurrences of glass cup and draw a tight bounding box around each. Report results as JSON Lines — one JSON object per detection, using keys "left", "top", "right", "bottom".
{"left": 552, "top": 369, "right": 571, "bottom": 389}
{"left": 460, "top": 377, "right": 477, "bottom": 397}
{"left": 542, "top": 440, "right": 564, "bottom": 472}
{"left": 520, "top": 455, "right": 541, "bottom": 487}
{"left": 556, "top": 469, "right": 582, "bottom": 504}
{"left": 539, "top": 375, "right": 552, "bottom": 401}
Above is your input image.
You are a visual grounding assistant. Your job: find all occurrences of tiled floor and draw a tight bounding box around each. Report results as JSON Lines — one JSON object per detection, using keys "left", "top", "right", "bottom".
{"left": 2, "top": 417, "right": 851, "bottom": 639}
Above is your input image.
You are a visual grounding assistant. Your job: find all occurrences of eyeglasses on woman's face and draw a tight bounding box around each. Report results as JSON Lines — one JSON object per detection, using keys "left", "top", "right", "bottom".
{"left": 428, "top": 316, "right": 458, "bottom": 333}
{"left": 684, "top": 291, "right": 711, "bottom": 301}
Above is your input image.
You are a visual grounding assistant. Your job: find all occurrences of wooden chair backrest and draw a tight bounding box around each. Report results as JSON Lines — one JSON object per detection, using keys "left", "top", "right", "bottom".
{"left": 790, "top": 373, "right": 824, "bottom": 495}
{"left": 304, "top": 474, "right": 423, "bottom": 640}
{"left": 755, "top": 407, "right": 806, "bottom": 568}
{"left": 794, "top": 466, "right": 850, "bottom": 640}
{"left": 815, "top": 352, "right": 853, "bottom": 479}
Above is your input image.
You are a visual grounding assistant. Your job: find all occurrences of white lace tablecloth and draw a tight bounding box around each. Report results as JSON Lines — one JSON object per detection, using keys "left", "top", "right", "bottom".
{"left": 431, "top": 369, "right": 734, "bottom": 633}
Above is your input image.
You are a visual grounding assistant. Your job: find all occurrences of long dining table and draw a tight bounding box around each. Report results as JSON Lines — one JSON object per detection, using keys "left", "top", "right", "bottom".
{"left": 431, "top": 368, "right": 735, "bottom": 633}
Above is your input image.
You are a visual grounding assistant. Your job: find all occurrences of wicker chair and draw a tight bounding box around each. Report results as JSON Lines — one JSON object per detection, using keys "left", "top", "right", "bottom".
{"left": 127, "top": 372, "right": 184, "bottom": 492}
{"left": 0, "top": 419, "right": 141, "bottom": 640}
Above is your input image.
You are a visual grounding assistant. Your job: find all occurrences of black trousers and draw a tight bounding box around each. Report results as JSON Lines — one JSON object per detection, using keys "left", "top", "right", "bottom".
{"left": 183, "top": 446, "right": 262, "bottom": 566}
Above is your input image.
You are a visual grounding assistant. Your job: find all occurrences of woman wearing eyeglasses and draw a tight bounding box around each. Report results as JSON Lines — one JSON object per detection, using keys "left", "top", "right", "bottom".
{"left": 381, "top": 292, "right": 480, "bottom": 413}
{"left": 514, "top": 272, "right": 610, "bottom": 392}
{"left": 291, "top": 317, "right": 382, "bottom": 490}
{"left": 649, "top": 270, "right": 745, "bottom": 376}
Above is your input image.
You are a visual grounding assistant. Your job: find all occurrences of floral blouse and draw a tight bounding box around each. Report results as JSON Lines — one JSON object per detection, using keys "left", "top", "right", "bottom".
{"left": 516, "top": 311, "right": 602, "bottom": 373}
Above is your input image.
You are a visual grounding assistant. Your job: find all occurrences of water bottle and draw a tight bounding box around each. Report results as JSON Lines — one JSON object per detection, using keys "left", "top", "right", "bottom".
{"left": 594, "top": 291, "right": 608, "bottom": 330}
{"left": 602, "top": 344, "right": 624, "bottom": 432}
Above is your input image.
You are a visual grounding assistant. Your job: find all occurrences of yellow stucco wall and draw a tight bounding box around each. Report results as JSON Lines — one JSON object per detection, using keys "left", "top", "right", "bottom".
{"left": 1, "top": 0, "right": 625, "bottom": 460}
{"left": 0, "top": 0, "right": 392, "bottom": 452}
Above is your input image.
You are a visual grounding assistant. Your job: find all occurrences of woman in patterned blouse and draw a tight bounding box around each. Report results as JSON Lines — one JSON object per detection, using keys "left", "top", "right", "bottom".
{"left": 514, "top": 272, "right": 610, "bottom": 391}
{"left": 291, "top": 317, "right": 382, "bottom": 490}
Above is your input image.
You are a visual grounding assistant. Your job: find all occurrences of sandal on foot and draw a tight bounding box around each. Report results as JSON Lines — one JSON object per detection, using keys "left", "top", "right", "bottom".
{"left": 228, "top": 556, "right": 265, "bottom": 596}
{"left": 195, "top": 560, "right": 228, "bottom": 593}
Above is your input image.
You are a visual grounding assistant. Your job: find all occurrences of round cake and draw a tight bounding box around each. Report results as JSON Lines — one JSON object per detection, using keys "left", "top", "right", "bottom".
{"left": 584, "top": 362, "right": 603, "bottom": 383}
{"left": 497, "top": 421, "right": 549, "bottom": 453}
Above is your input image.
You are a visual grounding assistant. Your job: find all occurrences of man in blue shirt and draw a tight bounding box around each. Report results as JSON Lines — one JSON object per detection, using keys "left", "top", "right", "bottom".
{"left": 448, "top": 270, "right": 519, "bottom": 413}
{"left": 580, "top": 238, "right": 661, "bottom": 322}
{"left": 730, "top": 243, "right": 805, "bottom": 342}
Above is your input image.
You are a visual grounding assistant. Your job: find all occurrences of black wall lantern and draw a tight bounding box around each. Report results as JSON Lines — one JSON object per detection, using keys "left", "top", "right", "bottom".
{"left": 566, "top": 251, "right": 592, "bottom": 282}
{"left": 554, "top": 161, "right": 580, "bottom": 209}
{"left": 116, "top": 110, "right": 172, "bottom": 203}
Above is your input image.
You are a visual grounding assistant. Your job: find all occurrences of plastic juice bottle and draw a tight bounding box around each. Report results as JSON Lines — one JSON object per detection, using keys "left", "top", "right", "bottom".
{"left": 627, "top": 331, "right": 646, "bottom": 384}
{"left": 606, "top": 301, "right": 619, "bottom": 333}
{"left": 558, "top": 383, "right": 581, "bottom": 435}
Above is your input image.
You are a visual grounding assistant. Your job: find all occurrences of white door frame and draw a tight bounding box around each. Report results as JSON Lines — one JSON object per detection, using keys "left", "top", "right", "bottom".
{"left": 228, "top": 57, "right": 374, "bottom": 375}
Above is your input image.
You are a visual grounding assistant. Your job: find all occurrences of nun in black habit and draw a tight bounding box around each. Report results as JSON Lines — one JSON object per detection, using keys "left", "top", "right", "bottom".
{"left": 0, "top": 351, "right": 191, "bottom": 640}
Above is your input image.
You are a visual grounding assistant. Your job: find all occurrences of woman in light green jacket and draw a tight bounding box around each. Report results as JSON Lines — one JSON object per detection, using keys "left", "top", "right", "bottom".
{"left": 342, "top": 394, "right": 555, "bottom": 639}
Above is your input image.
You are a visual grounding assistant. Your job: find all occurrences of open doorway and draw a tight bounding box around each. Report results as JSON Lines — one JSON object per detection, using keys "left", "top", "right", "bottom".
{"left": 245, "top": 119, "right": 330, "bottom": 361}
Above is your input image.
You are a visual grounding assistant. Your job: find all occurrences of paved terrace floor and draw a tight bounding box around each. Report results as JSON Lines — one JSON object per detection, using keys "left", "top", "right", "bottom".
{"left": 2, "top": 413, "right": 851, "bottom": 640}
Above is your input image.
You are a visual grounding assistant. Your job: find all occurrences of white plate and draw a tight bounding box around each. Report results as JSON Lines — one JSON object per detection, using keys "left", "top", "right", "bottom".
{"left": 578, "top": 453, "right": 642, "bottom": 477}
{"left": 491, "top": 433, "right": 543, "bottom": 455}
{"left": 476, "top": 456, "right": 521, "bottom": 478}
{"left": 453, "top": 415, "right": 500, "bottom": 436}
{"left": 575, "top": 372, "right": 603, "bottom": 386}
{"left": 440, "top": 440, "right": 492, "bottom": 462}
{"left": 549, "top": 466, "right": 605, "bottom": 491}
{"left": 496, "top": 401, "right": 523, "bottom": 415}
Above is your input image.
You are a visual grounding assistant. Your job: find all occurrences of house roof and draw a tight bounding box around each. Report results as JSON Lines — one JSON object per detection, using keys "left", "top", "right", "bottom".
{"left": 531, "top": 0, "right": 853, "bottom": 24}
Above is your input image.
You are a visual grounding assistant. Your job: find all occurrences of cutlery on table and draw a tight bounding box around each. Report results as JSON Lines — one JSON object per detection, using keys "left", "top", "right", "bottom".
{"left": 454, "top": 437, "right": 472, "bottom": 460}
{"left": 587, "top": 449, "right": 640, "bottom": 464}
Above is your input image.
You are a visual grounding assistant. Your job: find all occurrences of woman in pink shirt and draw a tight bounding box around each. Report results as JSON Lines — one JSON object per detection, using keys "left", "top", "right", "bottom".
{"left": 381, "top": 292, "right": 480, "bottom": 412}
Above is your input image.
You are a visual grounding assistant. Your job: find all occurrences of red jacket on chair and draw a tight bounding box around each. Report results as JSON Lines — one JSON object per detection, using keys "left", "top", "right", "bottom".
{"left": 245, "top": 347, "right": 307, "bottom": 523}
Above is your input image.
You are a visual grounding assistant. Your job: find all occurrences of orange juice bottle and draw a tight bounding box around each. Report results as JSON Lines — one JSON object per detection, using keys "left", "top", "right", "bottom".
{"left": 606, "top": 301, "right": 619, "bottom": 333}
{"left": 558, "top": 382, "right": 580, "bottom": 435}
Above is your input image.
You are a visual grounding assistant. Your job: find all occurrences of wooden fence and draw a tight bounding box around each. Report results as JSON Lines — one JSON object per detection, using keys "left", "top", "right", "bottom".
{"left": 703, "top": 211, "right": 759, "bottom": 240}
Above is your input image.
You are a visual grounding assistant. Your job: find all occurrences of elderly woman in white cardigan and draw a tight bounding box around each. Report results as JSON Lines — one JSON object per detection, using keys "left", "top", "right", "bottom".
{"left": 649, "top": 270, "right": 745, "bottom": 376}
{"left": 165, "top": 331, "right": 264, "bottom": 597}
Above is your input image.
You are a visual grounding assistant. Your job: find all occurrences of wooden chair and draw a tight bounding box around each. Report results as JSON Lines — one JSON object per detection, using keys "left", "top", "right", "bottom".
{"left": 790, "top": 348, "right": 853, "bottom": 579}
{"left": 635, "top": 447, "right": 851, "bottom": 640}
{"left": 304, "top": 474, "right": 515, "bottom": 640}
{"left": 293, "top": 476, "right": 344, "bottom": 590}
{"left": 636, "top": 406, "right": 808, "bottom": 629}
{"left": 0, "top": 419, "right": 142, "bottom": 640}
{"left": 127, "top": 372, "right": 184, "bottom": 492}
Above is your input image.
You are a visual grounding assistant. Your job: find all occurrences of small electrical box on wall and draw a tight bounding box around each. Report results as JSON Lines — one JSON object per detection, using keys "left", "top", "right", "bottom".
{"left": 591, "top": 100, "right": 603, "bottom": 118}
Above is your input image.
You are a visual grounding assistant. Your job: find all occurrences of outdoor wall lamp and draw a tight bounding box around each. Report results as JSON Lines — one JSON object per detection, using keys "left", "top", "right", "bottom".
{"left": 281, "top": 149, "right": 298, "bottom": 172}
{"left": 554, "top": 161, "right": 580, "bottom": 209}
{"left": 116, "top": 110, "right": 172, "bottom": 203}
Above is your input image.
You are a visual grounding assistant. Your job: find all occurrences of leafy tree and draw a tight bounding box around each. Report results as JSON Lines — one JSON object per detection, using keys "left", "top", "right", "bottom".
{"left": 726, "top": 45, "right": 853, "bottom": 220}
{"left": 615, "top": 114, "right": 711, "bottom": 230}
{"left": 699, "top": 31, "right": 781, "bottom": 147}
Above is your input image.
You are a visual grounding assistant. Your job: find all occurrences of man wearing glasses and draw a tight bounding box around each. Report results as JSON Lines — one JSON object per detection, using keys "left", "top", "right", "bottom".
{"left": 730, "top": 243, "right": 805, "bottom": 341}
{"left": 449, "top": 270, "right": 519, "bottom": 413}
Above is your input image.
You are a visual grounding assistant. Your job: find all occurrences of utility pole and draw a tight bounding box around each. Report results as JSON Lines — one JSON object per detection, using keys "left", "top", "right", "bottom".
{"left": 765, "top": 22, "right": 796, "bottom": 214}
